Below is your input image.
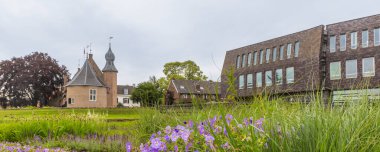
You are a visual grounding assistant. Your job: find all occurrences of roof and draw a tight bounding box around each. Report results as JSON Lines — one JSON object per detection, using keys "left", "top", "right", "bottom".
{"left": 171, "top": 80, "right": 221, "bottom": 95}
{"left": 102, "top": 46, "right": 118, "bottom": 72}
{"left": 117, "top": 85, "right": 135, "bottom": 95}
{"left": 66, "top": 60, "right": 106, "bottom": 87}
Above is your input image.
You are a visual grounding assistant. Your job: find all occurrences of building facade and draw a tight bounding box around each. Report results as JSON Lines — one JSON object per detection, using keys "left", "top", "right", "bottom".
{"left": 117, "top": 85, "right": 140, "bottom": 107}
{"left": 166, "top": 80, "right": 220, "bottom": 104}
{"left": 221, "top": 14, "right": 380, "bottom": 104}
{"left": 65, "top": 45, "right": 118, "bottom": 108}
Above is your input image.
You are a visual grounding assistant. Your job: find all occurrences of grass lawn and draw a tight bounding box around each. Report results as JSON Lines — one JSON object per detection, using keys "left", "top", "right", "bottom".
{"left": 1, "top": 99, "right": 380, "bottom": 152}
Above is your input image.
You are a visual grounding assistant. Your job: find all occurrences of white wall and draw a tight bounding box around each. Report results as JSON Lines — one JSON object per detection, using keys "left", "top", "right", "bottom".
{"left": 117, "top": 94, "right": 140, "bottom": 107}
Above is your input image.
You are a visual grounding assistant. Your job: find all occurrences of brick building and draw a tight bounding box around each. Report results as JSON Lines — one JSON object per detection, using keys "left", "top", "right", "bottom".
{"left": 221, "top": 14, "right": 380, "bottom": 104}
{"left": 166, "top": 80, "right": 220, "bottom": 104}
{"left": 65, "top": 44, "right": 118, "bottom": 108}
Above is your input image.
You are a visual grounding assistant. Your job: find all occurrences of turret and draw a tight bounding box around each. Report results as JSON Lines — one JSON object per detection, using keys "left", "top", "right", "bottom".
{"left": 102, "top": 43, "right": 118, "bottom": 107}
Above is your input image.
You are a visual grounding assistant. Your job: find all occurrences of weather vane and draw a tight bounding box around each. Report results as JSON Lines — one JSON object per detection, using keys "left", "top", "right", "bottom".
{"left": 109, "top": 36, "right": 113, "bottom": 47}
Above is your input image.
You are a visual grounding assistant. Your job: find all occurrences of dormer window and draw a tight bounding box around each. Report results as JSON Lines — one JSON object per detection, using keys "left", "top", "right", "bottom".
{"left": 180, "top": 85, "right": 185, "bottom": 89}
{"left": 200, "top": 87, "right": 204, "bottom": 90}
{"left": 124, "top": 88, "right": 128, "bottom": 95}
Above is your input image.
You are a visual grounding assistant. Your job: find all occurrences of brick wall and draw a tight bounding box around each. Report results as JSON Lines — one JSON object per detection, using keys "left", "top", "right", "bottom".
{"left": 67, "top": 86, "right": 108, "bottom": 108}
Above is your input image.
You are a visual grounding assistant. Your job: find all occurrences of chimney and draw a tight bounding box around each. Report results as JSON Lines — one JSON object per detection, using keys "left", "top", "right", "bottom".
{"left": 89, "top": 53, "right": 93, "bottom": 60}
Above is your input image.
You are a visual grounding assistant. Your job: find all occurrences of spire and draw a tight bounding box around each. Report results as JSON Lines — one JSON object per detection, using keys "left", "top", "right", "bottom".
{"left": 102, "top": 37, "right": 118, "bottom": 72}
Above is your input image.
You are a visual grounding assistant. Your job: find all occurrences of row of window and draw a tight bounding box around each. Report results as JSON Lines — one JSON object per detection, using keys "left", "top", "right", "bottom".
{"left": 236, "top": 41, "right": 300, "bottom": 69}
{"left": 181, "top": 94, "right": 217, "bottom": 100}
{"left": 329, "top": 28, "right": 380, "bottom": 52}
{"left": 330, "top": 57, "right": 375, "bottom": 80}
{"left": 238, "top": 67, "right": 295, "bottom": 89}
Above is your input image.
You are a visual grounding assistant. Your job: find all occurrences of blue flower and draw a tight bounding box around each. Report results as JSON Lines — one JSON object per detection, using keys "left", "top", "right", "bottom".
{"left": 125, "top": 142, "right": 132, "bottom": 152}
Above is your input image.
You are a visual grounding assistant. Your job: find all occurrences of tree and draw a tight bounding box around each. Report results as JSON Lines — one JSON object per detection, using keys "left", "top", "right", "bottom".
{"left": 0, "top": 52, "right": 69, "bottom": 106}
{"left": 163, "top": 60, "right": 208, "bottom": 81}
{"left": 131, "top": 81, "right": 162, "bottom": 107}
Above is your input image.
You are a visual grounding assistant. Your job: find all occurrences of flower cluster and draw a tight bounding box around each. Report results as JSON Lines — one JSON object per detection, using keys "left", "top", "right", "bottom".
{"left": 126, "top": 114, "right": 266, "bottom": 152}
{"left": 0, "top": 142, "right": 65, "bottom": 152}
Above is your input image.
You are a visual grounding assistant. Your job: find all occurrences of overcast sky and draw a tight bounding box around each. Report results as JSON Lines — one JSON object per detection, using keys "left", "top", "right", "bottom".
{"left": 0, "top": 0, "right": 379, "bottom": 85}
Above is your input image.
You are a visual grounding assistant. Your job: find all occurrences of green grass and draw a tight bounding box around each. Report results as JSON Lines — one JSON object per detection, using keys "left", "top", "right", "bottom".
{"left": 1, "top": 98, "right": 380, "bottom": 151}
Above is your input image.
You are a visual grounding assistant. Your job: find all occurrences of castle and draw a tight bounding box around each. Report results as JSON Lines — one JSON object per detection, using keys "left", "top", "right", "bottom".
{"left": 65, "top": 44, "right": 118, "bottom": 108}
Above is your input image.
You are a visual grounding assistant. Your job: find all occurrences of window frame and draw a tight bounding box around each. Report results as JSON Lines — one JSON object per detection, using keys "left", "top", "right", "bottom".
{"left": 362, "top": 57, "right": 375, "bottom": 77}
{"left": 68, "top": 98, "right": 74, "bottom": 104}
{"left": 345, "top": 59, "right": 357, "bottom": 79}
{"left": 294, "top": 41, "right": 300, "bottom": 57}
{"left": 330, "top": 61, "right": 341, "bottom": 80}
{"left": 287, "top": 43, "right": 292, "bottom": 59}
{"left": 351, "top": 32, "right": 357, "bottom": 49}
{"left": 362, "top": 30, "right": 369, "bottom": 48}
{"left": 375, "top": 28, "right": 380, "bottom": 46}
{"left": 239, "top": 75, "right": 245, "bottom": 90}
{"left": 330, "top": 35, "right": 336, "bottom": 52}
{"left": 256, "top": 72, "right": 262, "bottom": 87}
{"left": 273, "top": 47, "right": 277, "bottom": 62}
{"left": 247, "top": 52, "right": 252, "bottom": 66}
{"left": 242, "top": 54, "right": 246, "bottom": 68}
{"left": 259, "top": 50, "right": 264, "bottom": 64}
{"left": 253, "top": 51, "right": 257, "bottom": 65}
{"left": 275, "top": 69, "right": 283, "bottom": 85}
{"left": 247, "top": 74, "right": 253, "bottom": 89}
{"left": 286, "top": 67, "right": 295, "bottom": 84}
{"left": 340, "top": 34, "right": 346, "bottom": 51}
{"left": 236, "top": 55, "right": 240, "bottom": 69}
{"left": 265, "top": 71, "right": 272, "bottom": 86}
{"left": 89, "top": 89, "right": 97, "bottom": 102}
{"left": 280, "top": 45, "right": 284, "bottom": 60}
{"left": 266, "top": 48, "right": 271, "bottom": 63}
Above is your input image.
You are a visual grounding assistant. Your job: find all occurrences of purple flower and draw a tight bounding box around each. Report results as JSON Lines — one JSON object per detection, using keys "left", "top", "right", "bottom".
{"left": 150, "top": 138, "right": 166, "bottom": 151}
{"left": 140, "top": 143, "right": 149, "bottom": 152}
{"left": 197, "top": 123, "right": 205, "bottom": 135}
{"left": 255, "top": 118, "right": 264, "bottom": 131}
{"left": 186, "top": 120, "right": 194, "bottom": 128}
{"left": 204, "top": 134, "right": 215, "bottom": 143}
{"left": 222, "top": 142, "right": 230, "bottom": 149}
{"left": 209, "top": 116, "right": 217, "bottom": 126}
{"left": 170, "top": 132, "right": 180, "bottom": 142}
{"left": 164, "top": 135, "right": 170, "bottom": 142}
{"left": 225, "top": 114, "right": 233, "bottom": 125}
{"left": 243, "top": 118, "right": 249, "bottom": 126}
{"left": 174, "top": 145, "right": 178, "bottom": 152}
{"left": 164, "top": 126, "right": 171, "bottom": 134}
{"left": 185, "top": 142, "right": 192, "bottom": 152}
{"left": 180, "top": 129, "right": 191, "bottom": 142}
{"left": 125, "top": 142, "right": 132, "bottom": 152}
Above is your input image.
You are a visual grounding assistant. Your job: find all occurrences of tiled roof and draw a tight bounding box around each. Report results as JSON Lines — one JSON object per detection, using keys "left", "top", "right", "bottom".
{"left": 117, "top": 85, "right": 134, "bottom": 95}
{"left": 66, "top": 60, "right": 105, "bottom": 87}
{"left": 171, "top": 80, "right": 220, "bottom": 95}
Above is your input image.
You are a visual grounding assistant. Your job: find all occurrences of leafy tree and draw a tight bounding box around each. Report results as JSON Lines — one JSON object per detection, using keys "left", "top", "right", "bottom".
{"left": 0, "top": 52, "right": 69, "bottom": 106}
{"left": 131, "top": 81, "right": 162, "bottom": 107}
{"left": 163, "top": 60, "right": 208, "bottom": 81}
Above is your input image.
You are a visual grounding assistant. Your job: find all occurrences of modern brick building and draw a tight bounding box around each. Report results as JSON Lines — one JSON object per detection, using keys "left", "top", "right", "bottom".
{"left": 221, "top": 14, "right": 380, "bottom": 104}
{"left": 65, "top": 44, "right": 118, "bottom": 108}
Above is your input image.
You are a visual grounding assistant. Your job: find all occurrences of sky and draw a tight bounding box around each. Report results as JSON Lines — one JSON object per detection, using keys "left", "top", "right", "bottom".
{"left": 0, "top": 0, "right": 379, "bottom": 85}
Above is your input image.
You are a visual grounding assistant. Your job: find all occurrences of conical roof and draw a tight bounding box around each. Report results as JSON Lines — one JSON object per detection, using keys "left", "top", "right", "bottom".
{"left": 67, "top": 60, "right": 105, "bottom": 87}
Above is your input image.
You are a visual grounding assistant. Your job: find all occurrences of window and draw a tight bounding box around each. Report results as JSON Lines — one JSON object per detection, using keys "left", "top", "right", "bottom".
{"left": 351, "top": 32, "right": 357, "bottom": 49}
{"left": 330, "top": 62, "right": 341, "bottom": 80}
{"left": 256, "top": 72, "right": 262, "bottom": 87}
{"left": 330, "top": 36, "right": 336, "bottom": 52}
{"left": 286, "top": 67, "right": 294, "bottom": 84}
{"left": 340, "top": 34, "right": 346, "bottom": 51}
{"left": 345, "top": 59, "right": 357, "bottom": 78}
{"left": 89, "top": 89, "right": 97, "bottom": 101}
{"left": 124, "top": 88, "right": 128, "bottom": 95}
{"left": 182, "top": 94, "right": 188, "bottom": 99}
{"left": 247, "top": 74, "right": 253, "bottom": 89}
{"left": 68, "top": 98, "right": 74, "bottom": 104}
{"left": 253, "top": 52, "right": 257, "bottom": 65}
{"left": 239, "top": 75, "right": 245, "bottom": 89}
{"left": 242, "top": 54, "right": 246, "bottom": 67}
{"left": 362, "top": 30, "right": 368, "bottom": 48}
{"left": 280, "top": 45, "right": 284, "bottom": 60}
{"left": 362, "top": 57, "right": 375, "bottom": 77}
{"left": 236, "top": 55, "right": 240, "bottom": 69}
{"left": 265, "top": 71, "right": 272, "bottom": 86}
{"left": 374, "top": 28, "right": 380, "bottom": 46}
{"left": 247, "top": 53, "right": 252, "bottom": 66}
{"left": 275, "top": 69, "right": 283, "bottom": 85}
{"left": 294, "top": 41, "right": 300, "bottom": 57}
{"left": 266, "top": 49, "right": 271, "bottom": 63}
{"left": 180, "top": 85, "right": 185, "bottom": 89}
{"left": 287, "top": 43, "right": 292, "bottom": 59}
{"left": 123, "top": 98, "right": 129, "bottom": 104}
{"left": 259, "top": 50, "right": 264, "bottom": 64}
{"left": 273, "top": 47, "right": 277, "bottom": 62}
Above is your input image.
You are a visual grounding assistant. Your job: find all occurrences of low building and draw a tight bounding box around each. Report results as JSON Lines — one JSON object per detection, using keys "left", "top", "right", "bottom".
{"left": 117, "top": 85, "right": 140, "bottom": 107}
{"left": 166, "top": 80, "right": 221, "bottom": 104}
{"left": 65, "top": 44, "right": 118, "bottom": 108}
